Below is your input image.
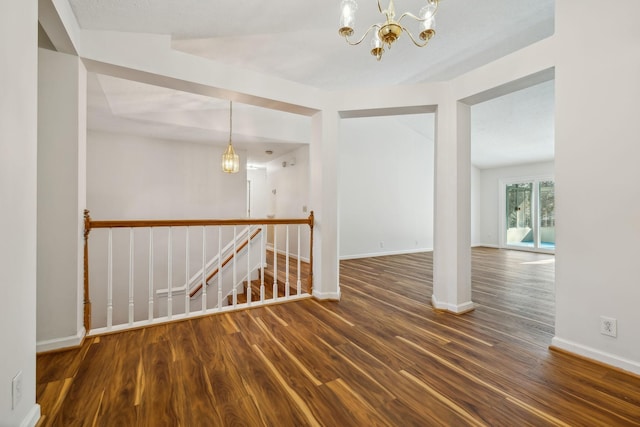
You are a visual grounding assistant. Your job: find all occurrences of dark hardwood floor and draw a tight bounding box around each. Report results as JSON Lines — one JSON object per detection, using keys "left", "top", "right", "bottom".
{"left": 36, "top": 248, "right": 640, "bottom": 426}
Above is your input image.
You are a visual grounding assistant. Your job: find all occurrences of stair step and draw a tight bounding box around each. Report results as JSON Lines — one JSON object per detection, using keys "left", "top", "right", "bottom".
{"left": 227, "top": 250, "right": 311, "bottom": 306}
{"left": 229, "top": 279, "right": 301, "bottom": 305}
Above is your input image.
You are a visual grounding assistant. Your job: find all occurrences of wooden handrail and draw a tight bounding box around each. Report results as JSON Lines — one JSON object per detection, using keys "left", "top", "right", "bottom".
{"left": 188, "top": 228, "right": 262, "bottom": 298}
{"left": 88, "top": 217, "right": 312, "bottom": 229}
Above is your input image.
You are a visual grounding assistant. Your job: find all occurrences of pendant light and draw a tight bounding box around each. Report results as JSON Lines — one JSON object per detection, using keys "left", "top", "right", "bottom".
{"left": 221, "top": 100, "right": 240, "bottom": 173}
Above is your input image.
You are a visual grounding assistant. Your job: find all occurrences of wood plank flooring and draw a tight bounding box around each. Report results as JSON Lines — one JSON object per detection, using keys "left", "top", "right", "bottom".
{"left": 36, "top": 248, "right": 640, "bottom": 426}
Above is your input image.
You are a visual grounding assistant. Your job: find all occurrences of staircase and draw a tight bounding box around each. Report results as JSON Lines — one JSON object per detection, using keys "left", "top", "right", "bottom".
{"left": 231, "top": 249, "right": 311, "bottom": 305}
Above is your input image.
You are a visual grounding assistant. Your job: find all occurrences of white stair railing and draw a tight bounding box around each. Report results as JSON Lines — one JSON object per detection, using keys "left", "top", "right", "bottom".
{"left": 82, "top": 211, "right": 314, "bottom": 336}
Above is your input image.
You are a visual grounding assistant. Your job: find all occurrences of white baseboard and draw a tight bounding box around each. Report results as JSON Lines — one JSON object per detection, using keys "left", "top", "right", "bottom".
{"left": 431, "top": 295, "right": 475, "bottom": 314}
{"left": 340, "top": 247, "right": 433, "bottom": 261}
{"left": 472, "top": 243, "right": 500, "bottom": 248}
{"left": 340, "top": 245, "right": 509, "bottom": 260}
{"left": 313, "top": 289, "right": 341, "bottom": 301}
{"left": 37, "top": 328, "right": 86, "bottom": 353}
{"left": 266, "top": 245, "right": 310, "bottom": 263}
{"left": 551, "top": 336, "right": 640, "bottom": 376}
{"left": 20, "top": 404, "right": 41, "bottom": 427}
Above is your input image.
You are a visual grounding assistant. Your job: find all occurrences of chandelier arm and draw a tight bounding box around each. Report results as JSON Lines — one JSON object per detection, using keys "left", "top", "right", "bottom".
{"left": 343, "top": 24, "right": 380, "bottom": 46}
{"left": 402, "top": 26, "right": 430, "bottom": 48}
{"left": 377, "top": 0, "right": 395, "bottom": 22}
{"left": 397, "top": 11, "right": 431, "bottom": 25}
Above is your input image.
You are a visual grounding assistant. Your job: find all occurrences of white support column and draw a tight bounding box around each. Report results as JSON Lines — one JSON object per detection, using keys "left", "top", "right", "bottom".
{"left": 1, "top": 2, "right": 39, "bottom": 424}
{"left": 37, "top": 48, "right": 88, "bottom": 349}
{"left": 432, "top": 96, "right": 474, "bottom": 314}
{"left": 309, "top": 110, "right": 340, "bottom": 300}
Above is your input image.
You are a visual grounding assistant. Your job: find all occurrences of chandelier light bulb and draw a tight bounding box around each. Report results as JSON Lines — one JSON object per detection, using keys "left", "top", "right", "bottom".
{"left": 370, "top": 30, "right": 384, "bottom": 61}
{"left": 339, "top": 0, "right": 357, "bottom": 37}
{"left": 419, "top": 5, "right": 437, "bottom": 41}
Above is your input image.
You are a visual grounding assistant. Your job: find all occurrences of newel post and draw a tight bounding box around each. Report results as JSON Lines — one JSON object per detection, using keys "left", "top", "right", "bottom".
{"left": 83, "top": 209, "right": 92, "bottom": 332}
{"left": 308, "top": 211, "right": 314, "bottom": 295}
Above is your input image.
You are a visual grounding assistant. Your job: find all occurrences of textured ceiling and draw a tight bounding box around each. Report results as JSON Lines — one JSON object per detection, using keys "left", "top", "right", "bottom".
{"left": 472, "top": 80, "right": 555, "bottom": 169}
{"left": 67, "top": 0, "right": 555, "bottom": 167}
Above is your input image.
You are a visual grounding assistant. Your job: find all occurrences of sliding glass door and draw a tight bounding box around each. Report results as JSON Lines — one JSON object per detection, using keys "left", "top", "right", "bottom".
{"left": 506, "top": 182, "right": 534, "bottom": 247}
{"left": 503, "top": 178, "right": 555, "bottom": 251}
{"left": 538, "top": 180, "right": 555, "bottom": 249}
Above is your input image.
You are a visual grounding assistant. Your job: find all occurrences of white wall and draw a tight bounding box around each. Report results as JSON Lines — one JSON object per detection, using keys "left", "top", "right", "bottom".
{"left": 87, "top": 130, "right": 247, "bottom": 219}
{"left": 339, "top": 114, "right": 435, "bottom": 259}
{"left": 248, "top": 168, "right": 268, "bottom": 218}
{"left": 266, "top": 145, "right": 310, "bottom": 219}
{"left": 0, "top": 1, "right": 40, "bottom": 425}
{"left": 476, "top": 161, "right": 554, "bottom": 247}
{"left": 265, "top": 145, "right": 311, "bottom": 260}
{"left": 37, "top": 48, "right": 87, "bottom": 351}
{"left": 552, "top": 0, "right": 640, "bottom": 374}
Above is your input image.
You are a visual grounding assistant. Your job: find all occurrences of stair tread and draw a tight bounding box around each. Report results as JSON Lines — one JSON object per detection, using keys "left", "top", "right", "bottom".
{"left": 229, "top": 279, "right": 304, "bottom": 305}
{"left": 225, "top": 249, "right": 311, "bottom": 305}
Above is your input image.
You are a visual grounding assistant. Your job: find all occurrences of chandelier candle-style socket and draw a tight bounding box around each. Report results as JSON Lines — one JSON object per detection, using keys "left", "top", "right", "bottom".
{"left": 339, "top": 0, "right": 438, "bottom": 61}
{"left": 221, "top": 100, "right": 240, "bottom": 174}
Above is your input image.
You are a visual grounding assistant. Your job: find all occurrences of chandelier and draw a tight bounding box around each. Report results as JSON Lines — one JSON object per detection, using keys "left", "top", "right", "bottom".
{"left": 339, "top": 0, "right": 439, "bottom": 61}
{"left": 221, "top": 100, "right": 240, "bottom": 174}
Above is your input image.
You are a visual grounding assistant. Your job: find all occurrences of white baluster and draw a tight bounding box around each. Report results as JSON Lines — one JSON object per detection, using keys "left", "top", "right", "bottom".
{"left": 128, "top": 228, "right": 134, "bottom": 325}
{"left": 217, "top": 227, "right": 222, "bottom": 310}
{"left": 107, "top": 229, "right": 113, "bottom": 330}
{"left": 247, "top": 226, "right": 251, "bottom": 306}
{"left": 297, "top": 225, "right": 302, "bottom": 295}
{"left": 285, "top": 225, "right": 290, "bottom": 298}
{"left": 232, "top": 226, "right": 237, "bottom": 306}
{"left": 260, "top": 225, "right": 265, "bottom": 302}
{"left": 185, "top": 227, "right": 190, "bottom": 316}
{"left": 148, "top": 228, "right": 154, "bottom": 322}
{"left": 167, "top": 227, "right": 172, "bottom": 319}
{"left": 273, "top": 225, "right": 278, "bottom": 300}
{"left": 201, "top": 226, "right": 207, "bottom": 313}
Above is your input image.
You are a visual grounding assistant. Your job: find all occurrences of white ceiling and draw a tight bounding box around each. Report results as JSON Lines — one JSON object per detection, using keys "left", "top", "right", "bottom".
{"left": 472, "top": 80, "right": 555, "bottom": 169}
{"left": 66, "top": 0, "right": 556, "bottom": 168}
{"left": 87, "top": 73, "right": 312, "bottom": 166}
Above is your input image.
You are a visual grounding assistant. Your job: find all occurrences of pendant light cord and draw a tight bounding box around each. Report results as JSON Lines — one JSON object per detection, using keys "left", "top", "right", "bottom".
{"left": 229, "top": 100, "right": 233, "bottom": 143}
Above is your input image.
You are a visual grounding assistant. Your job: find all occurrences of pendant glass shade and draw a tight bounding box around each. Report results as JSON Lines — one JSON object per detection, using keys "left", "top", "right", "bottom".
{"left": 221, "top": 142, "right": 239, "bottom": 173}
{"left": 221, "top": 100, "right": 240, "bottom": 174}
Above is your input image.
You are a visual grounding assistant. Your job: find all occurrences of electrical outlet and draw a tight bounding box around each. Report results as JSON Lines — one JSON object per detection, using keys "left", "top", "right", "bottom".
{"left": 379, "top": 241, "right": 384, "bottom": 248}
{"left": 12, "top": 371, "right": 22, "bottom": 409}
{"left": 600, "top": 316, "right": 617, "bottom": 337}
